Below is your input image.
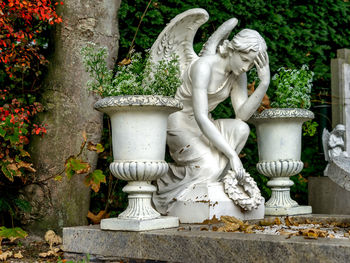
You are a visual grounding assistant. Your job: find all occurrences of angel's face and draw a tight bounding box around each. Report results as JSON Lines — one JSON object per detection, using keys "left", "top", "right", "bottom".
{"left": 229, "top": 50, "right": 258, "bottom": 75}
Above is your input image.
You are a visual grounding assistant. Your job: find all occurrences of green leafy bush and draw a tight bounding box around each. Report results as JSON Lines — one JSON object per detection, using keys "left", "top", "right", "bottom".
{"left": 270, "top": 65, "right": 314, "bottom": 109}
{"left": 81, "top": 44, "right": 181, "bottom": 97}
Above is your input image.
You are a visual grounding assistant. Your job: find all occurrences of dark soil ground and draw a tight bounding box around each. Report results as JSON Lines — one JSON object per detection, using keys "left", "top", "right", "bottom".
{"left": 1, "top": 235, "right": 64, "bottom": 263}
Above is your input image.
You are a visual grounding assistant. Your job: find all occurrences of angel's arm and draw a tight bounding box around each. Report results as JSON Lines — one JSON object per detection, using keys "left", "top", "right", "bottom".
{"left": 328, "top": 134, "right": 344, "bottom": 148}
{"left": 231, "top": 52, "right": 270, "bottom": 121}
{"left": 191, "top": 61, "right": 242, "bottom": 172}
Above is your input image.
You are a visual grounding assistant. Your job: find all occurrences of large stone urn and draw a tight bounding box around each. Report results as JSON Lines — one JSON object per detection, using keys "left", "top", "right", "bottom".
{"left": 94, "top": 95, "right": 182, "bottom": 231}
{"left": 249, "top": 108, "right": 314, "bottom": 215}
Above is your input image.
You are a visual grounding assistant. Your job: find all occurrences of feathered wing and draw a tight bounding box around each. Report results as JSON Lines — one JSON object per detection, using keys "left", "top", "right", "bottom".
{"left": 149, "top": 8, "right": 209, "bottom": 75}
{"left": 322, "top": 128, "right": 331, "bottom": 162}
{"left": 199, "top": 18, "right": 238, "bottom": 57}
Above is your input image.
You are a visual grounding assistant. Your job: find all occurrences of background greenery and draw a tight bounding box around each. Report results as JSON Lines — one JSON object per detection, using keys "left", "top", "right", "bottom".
{"left": 91, "top": 0, "right": 350, "bottom": 212}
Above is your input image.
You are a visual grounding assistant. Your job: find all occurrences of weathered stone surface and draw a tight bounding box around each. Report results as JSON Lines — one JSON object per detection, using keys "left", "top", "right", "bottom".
{"left": 331, "top": 49, "right": 350, "bottom": 155}
{"left": 100, "top": 216, "right": 179, "bottom": 231}
{"left": 309, "top": 176, "right": 350, "bottom": 215}
{"left": 64, "top": 225, "right": 142, "bottom": 259}
{"left": 24, "top": 0, "right": 121, "bottom": 234}
{"left": 64, "top": 220, "right": 350, "bottom": 263}
{"left": 168, "top": 182, "right": 264, "bottom": 223}
{"left": 327, "top": 156, "right": 350, "bottom": 191}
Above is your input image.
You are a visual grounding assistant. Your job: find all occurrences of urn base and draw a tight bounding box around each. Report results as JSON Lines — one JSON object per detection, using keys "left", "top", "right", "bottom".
{"left": 265, "top": 205, "right": 312, "bottom": 216}
{"left": 100, "top": 216, "right": 179, "bottom": 231}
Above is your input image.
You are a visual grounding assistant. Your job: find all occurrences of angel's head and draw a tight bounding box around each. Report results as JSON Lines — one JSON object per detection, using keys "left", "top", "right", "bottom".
{"left": 218, "top": 29, "right": 267, "bottom": 75}
{"left": 334, "top": 124, "right": 346, "bottom": 136}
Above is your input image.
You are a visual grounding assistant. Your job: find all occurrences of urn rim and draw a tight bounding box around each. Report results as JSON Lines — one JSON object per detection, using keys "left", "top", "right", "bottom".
{"left": 249, "top": 108, "right": 314, "bottom": 122}
{"left": 94, "top": 95, "right": 183, "bottom": 113}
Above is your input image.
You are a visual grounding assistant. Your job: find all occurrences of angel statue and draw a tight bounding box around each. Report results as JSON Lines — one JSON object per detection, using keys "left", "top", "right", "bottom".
{"left": 323, "top": 124, "right": 348, "bottom": 162}
{"left": 150, "top": 9, "right": 269, "bottom": 216}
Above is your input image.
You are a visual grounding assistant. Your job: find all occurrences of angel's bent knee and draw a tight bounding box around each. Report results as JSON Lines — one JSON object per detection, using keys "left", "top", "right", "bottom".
{"left": 236, "top": 120, "right": 250, "bottom": 138}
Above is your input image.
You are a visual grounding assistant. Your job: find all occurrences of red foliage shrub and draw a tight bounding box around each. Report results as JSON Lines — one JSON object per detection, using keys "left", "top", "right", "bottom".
{"left": 0, "top": 0, "right": 62, "bottom": 183}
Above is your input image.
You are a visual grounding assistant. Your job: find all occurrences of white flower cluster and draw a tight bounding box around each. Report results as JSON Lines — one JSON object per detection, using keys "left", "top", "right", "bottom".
{"left": 271, "top": 65, "right": 314, "bottom": 109}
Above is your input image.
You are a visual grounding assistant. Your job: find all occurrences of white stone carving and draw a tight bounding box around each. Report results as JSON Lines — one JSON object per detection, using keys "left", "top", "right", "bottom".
{"left": 95, "top": 95, "right": 182, "bottom": 231}
{"left": 257, "top": 160, "right": 304, "bottom": 178}
{"left": 223, "top": 170, "right": 263, "bottom": 211}
{"left": 322, "top": 124, "right": 349, "bottom": 162}
{"left": 150, "top": 8, "right": 270, "bottom": 221}
{"left": 110, "top": 161, "right": 168, "bottom": 181}
{"left": 249, "top": 108, "right": 314, "bottom": 216}
{"left": 167, "top": 182, "right": 264, "bottom": 223}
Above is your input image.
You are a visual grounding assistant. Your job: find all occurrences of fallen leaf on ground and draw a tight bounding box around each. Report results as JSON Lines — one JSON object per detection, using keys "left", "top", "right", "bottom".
{"left": 242, "top": 225, "right": 255, "bottom": 233}
{"left": 217, "top": 223, "right": 240, "bottom": 232}
{"left": 39, "top": 247, "right": 60, "bottom": 258}
{"left": 14, "top": 251, "right": 23, "bottom": 258}
{"left": 0, "top": 250, "right": 13, "bottom": 261}
{"left": 285, "top": 216, "right": 299, "bottom": 227}
{"left": 278, "top": 229, "right": 298, "bottom": 238}
{"left": 299, "top": 228, "right": 328, "bottom": 239}
{"left": 221, "top": 216, "right": 243, "bottom": 226}
{"left": 212, "top": 226, "right": 218, "bottom": 231}
{"left": 260, "top": 217, "right": 281, "bottom": 226}
{"left": 44, "top": 230, "right": 62, "bottom": 250}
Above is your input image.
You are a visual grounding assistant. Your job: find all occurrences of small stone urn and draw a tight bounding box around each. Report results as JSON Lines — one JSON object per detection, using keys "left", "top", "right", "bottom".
{"left": 94, "top": 95, "right": 182, "bottom": 231}
{"left": 249, "top": 108, "right": 314, "bottom": 216}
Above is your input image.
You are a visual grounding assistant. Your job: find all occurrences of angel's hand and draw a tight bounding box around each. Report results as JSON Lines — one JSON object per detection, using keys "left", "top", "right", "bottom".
{"left": 229, "top": 154, "right": 244, "bottom": 180}
{"left": 254, "top": 51, "right": 270, "bottom": 86}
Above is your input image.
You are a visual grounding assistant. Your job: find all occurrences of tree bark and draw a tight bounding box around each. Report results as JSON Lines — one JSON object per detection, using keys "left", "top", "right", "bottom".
{"left": 24, "top": 0, "right": 121, "bottom": 235}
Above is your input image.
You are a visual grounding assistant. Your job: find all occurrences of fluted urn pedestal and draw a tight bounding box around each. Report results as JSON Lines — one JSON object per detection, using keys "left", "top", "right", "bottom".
{"left": 94, "top": 95, "right": 182, "bottom": 231}
{"left": 249, "top": 108, "right": 314, "bottom": 216}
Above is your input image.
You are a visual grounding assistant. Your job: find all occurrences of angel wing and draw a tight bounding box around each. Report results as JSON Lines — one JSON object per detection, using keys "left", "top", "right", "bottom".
{"left": 199, "top": 18, "right": 238, "bottom": 57}
{"left": 322, "top": 128, "right": 331, "bottom": 162}
{"left": 149, "top": 8, "right": 209, "bottom": 74}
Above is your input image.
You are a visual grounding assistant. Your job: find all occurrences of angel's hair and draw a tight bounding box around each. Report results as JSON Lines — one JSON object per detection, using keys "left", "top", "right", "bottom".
{"left": 218, "top": 29, "right": 267, "bottom": 57}
{"left": 334, "top": 124, "right": 346, "bottom": 133}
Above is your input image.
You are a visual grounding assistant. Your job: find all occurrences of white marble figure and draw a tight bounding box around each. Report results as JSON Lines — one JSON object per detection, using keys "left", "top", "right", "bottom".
{"left": 150, "top": 9, "right": 270, "bottom": 214}
{"left": 323, "top": 124, "right": 349, "bottom": 162}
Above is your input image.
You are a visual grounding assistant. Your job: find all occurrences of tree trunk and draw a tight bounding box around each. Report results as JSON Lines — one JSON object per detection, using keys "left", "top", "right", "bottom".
{"left": 24, "top": 0, "right": 121, "bottom": 235}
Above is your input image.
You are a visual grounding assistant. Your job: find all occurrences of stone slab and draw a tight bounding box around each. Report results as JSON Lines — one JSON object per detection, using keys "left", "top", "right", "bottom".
{"left": 309, "top": 176, "right": 350, "bottom": 214}
{"left": 64, "top": 216, "right": 350, "bottom": 263}
{"left": 100, "top": 216, "right": 179, "bottom": 231}
{"left": 327, "top": 156, "right": 350, "bottom": 191}
{"left": 168, "top": 182, "right": 264, "bottom": 223}
{"left": 265, "top": 205, "right": 312, "bottom": 216}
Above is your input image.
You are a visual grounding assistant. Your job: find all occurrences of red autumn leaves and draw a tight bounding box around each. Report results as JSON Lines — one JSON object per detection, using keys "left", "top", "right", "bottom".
{"left": 0, "top": 0, "right": 62, "bottom": 77}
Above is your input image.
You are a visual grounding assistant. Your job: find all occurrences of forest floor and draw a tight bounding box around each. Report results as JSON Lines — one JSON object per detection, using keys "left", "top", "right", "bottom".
{"left": 1, "top": 234, "right": 64, "bottom": 263}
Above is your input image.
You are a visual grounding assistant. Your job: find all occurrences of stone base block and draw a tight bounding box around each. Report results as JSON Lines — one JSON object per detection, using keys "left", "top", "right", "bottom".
{"left": 265, "top": 205, "right": 312, "bottom": 216}
{"left": 168, "top": 182, "right": 264, "bottom": 223}
{"left": 100, "top": 216, "right": 179, "bottom": 231}
{"left": 63, "top": 216, "right": 350, "bottom": 263}
{"left": 309, "top": 176, "right": 350, "bottom": 214}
